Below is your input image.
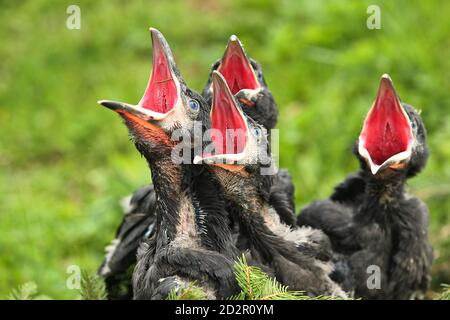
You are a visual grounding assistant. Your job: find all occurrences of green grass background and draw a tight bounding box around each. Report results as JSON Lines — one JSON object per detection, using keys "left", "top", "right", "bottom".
{"left": 0, "top": 0, "right": 449, "bottom": 299}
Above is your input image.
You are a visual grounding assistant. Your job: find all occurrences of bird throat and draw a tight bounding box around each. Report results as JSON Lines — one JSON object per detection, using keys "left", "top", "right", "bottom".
{"left": 356, "top": 175, "right": 406, "bottom": 225}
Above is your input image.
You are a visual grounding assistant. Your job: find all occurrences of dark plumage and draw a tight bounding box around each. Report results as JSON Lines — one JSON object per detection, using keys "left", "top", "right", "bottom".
{"left": 297, "top": 75, "right": 433, "bottom": 299}
{"left": 98, "top": 34, "right": 295, "bottom": 297}
{"left": 270, "top": 169, "right": 297, "bottom": 226}
{"left": 202, "top": 36, "right": 294, "bottom": 225}
{"left": 99, "top": 185, "right": 156, "bottom": 299}
{"left": 196, "top": 71, "right": 345, "bottom": 297}
{"left": 130, "top": 161, "right": 239, "bottom": 300}
{"left": 98, "top": 28, "right": 240, "bottom": 299}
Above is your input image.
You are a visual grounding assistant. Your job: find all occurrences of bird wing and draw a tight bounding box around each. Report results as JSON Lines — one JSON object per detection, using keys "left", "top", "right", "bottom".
{"left": 330, "top": 171, "right": 366, "bottom": 206}
{"left": 269, "top": 169, "right": 297, "bottom": 226}
{"left": 297, "top": 199, "right": 355, "bottom": 251}
{"left": 98, "top": 185, "right": 157, "bottom": 298}
{"left": 389, "top": 197, "right": 433, "bottom": 299}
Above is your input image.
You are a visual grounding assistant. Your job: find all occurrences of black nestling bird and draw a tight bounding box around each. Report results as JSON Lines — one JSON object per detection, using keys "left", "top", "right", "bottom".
{"left": 98, "top": 33, "right": 297, "bottom": 299}
{"left": 202, "top": 35, "right": 278, "bottom": 130}
{"left": 202, "top": 35, "right": 296, "bottom": 225}
{"left": 194, "top": 71, "right": 346, "bottom": 297}
{"left": 297, "top": 74, "right": 433, "bottom": 299}
{"left": 98, "top": 28, "right": 239, "bottom": 299}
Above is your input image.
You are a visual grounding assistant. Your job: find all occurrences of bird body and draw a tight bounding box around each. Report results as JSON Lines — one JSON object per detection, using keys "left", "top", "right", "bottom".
{"left": 300, "top": 170, "right": 433, "bottom": 299}
{"left": 96, "top": 28, "right": 432, "bottom": 301}
{"left": 131, "top": 160, "right": 239, "bottom": 300}
{"left": 99, "top": 29, "right": 240, "bottom": 299}
{"left": 298, "top": 76, "right": 433, "bottom": 299}
{"left": 98, "top": 34, "right": 295, "bottom": 298}
{"left": 195, "top": 71, "right": 345, "bottom": 297}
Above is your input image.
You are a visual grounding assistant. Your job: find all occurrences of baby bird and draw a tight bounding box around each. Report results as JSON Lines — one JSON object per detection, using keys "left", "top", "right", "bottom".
{"left": 297, "top": 75, "right": 433, "bottom": 299}
{"left": 195, "top": 71, "right": 346, "bottom": 297}
{"left": 98, "top": 33, "right": 295, "bottom": 298}
{"left": 99, "top": 28, "right": 240, "bottom": 299}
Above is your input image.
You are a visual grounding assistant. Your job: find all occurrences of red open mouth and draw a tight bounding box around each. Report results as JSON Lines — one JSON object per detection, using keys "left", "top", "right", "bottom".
{"left": 192, "top": 71, "right": 249, "bottom": 166}
{"left": 359, "top": 75, "right": 413, "bottom": 168}
{"left": 138, "top": 29, "right": 178, "bottom": 115}
{"left": 210, "top": 71, "right": 248, "bottom": 156}
{"left": 98, "top": 28, "right": 183, "bottom": 146}
{"left": 216, "top": 36, "right": 260, "bottom": 95}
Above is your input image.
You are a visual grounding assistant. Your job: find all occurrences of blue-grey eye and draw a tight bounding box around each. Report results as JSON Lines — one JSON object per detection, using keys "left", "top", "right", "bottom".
{"left": 252, "top": 127, "right": 262, "bottom": 137}
{"left": 189, "top": 99, "right": 200, "bottom": 111}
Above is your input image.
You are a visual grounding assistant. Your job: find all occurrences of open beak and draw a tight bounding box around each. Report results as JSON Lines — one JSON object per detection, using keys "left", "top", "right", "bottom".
{"left": 216, "top": 35, "right": 260, "bottom": 96}
{"left": 98, "top": 28, "right": 182, "bottom": 121}
{"left": 98, "top": 99, "right": 174, "bottom": 147}
{"left": 358, "top": 74, "right": 414, "bottom": 175}
{"left": 194, "top": 71, "right": 251, "bottom": 169}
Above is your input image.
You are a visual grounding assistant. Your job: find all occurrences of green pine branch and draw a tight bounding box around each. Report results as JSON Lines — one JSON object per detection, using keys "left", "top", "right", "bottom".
{"left": 164, "top": 255, "right": 350, "bottom": 300}
{"left": 436, "top": 284, "right": 450, "bottom": 300}
{"left": 79, "top": 270, "right": 108, "bottom": 300}
{"left": 166, "top": 281, "right": 208, "bottom": 300}
{"left": 229, "top": 255, "right": 347, "bottom": 300}
{"left": 7, "top": 282, "right": 51, "bottom": 300}
{"left": 7, "top": 271, "right": 108, "bottom": 300}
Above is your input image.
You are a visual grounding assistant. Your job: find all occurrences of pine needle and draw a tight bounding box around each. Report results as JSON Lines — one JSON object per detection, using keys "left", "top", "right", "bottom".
{"left": 229, "top": 255, "right": 349, "bottom": 300}
{"left": 80, "top": 270, "right": 108, "bottom": 300}
{"left": 166, "top": 281, "right": 208, "bottom": 300}
{"left": 436, "top": 284, "right": 450, "bottom": 300}
{"left": 7, "top": 282, "right": 51, "bottom": 300}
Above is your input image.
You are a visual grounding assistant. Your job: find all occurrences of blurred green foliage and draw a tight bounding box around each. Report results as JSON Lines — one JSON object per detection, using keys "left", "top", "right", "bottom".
{"left": 0, "top": 0, "right": 449, "bottom": 299}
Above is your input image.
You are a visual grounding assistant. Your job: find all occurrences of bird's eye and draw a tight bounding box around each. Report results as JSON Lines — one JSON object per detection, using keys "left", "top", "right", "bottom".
{"left": 188, "top": 99, "right": 200, "bottom": 112}
{"left": 252, "top": 127, "right": 262, "bottom": 138}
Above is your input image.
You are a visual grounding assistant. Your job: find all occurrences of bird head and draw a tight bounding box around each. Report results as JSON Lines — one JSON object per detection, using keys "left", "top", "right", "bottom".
{"left": 357, "top": 74, "right": 428, "bottom": 178}
{"left": 194, "top": 71, "right": 271, "bottom": 176}
{"left": 203, "top": 35, "right": 267, "bottom": 107}
{"left": 98, "top": 28, "right": 210, "bottom": 159}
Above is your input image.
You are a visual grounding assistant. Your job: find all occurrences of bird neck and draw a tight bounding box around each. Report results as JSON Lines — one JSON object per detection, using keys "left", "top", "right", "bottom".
{"left": 187, "top": 165, "right": 239, "bottom": 257}
{"left": 210, "top": 166, "right": 267, "bottom": 212}
{"left": 146, "top": 157, "right": 237, "bottom": 254}
{"left": 147, "top": 156, "right": 186, "bottom": 242}
{"left": 355, "top": 172, "right": 407, "bottom": 224}
{"left": 210, "top": 166, "right": 288, "bottom": 260}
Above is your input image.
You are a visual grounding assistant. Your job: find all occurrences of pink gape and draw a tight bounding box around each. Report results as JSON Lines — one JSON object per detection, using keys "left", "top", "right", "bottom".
{"left": 217, "top": 38, "right": 259, "bottom": 95}
{"left": 139, "top": 31, "right": 178, "bottom": 114}
{"left": 360, "top": 77, "right": 412, "bottom": 165}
